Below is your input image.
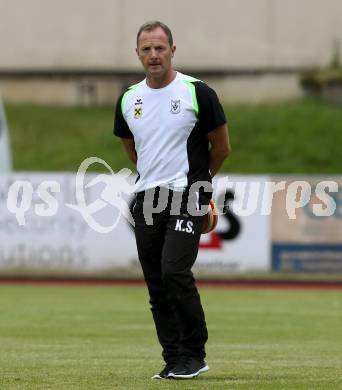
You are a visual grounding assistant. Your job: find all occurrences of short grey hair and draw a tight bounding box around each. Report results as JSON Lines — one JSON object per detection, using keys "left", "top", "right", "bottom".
{"left": 136, "top": 21, "right": 173, "bottom": 47}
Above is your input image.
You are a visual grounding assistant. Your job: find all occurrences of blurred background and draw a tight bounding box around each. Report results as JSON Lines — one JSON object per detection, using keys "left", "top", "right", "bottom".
{"left": 1, "top": 3, "right": 342, "bottom": 388}
{"left": 1, "top": 0, "right": 342, "bottom": 279}
{"left": 1, "top": 0, "right": 342, "bottom": 104}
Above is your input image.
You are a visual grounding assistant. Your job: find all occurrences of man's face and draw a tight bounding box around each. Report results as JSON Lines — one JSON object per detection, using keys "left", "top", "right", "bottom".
{"left": 136, "top": 27, "right": 176, "bottom": 80}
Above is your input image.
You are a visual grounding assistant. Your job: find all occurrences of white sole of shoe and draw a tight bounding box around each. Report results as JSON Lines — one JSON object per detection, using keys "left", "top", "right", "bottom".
{"left": 151, "top": 374, "right": 163, "bottom": 379}
{"left": 167, "top": 364, "right": 209, "bottom": 379}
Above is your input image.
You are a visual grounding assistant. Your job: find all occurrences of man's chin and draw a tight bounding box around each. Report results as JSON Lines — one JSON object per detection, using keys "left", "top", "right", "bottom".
{"left": 147, "top": 69, "right": 164, "bottom": 78}
{"left": 148, "top": 66, "right": 162, "bottom": 74}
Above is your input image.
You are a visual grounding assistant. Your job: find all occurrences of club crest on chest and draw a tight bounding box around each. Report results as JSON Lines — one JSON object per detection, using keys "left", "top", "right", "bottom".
{"left": 134, "top": 107, "right": 142, "bottom": 119}
{"left": 170, "top": 100, "right": 180, "bottom": 114}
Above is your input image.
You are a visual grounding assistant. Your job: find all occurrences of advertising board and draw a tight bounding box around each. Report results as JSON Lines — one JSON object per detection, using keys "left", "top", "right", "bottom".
{"left": 0, "top": 173, "right": 271, "bottom": 276}
{"left": 271, "top": 177, "right": 342, "bottom": 272}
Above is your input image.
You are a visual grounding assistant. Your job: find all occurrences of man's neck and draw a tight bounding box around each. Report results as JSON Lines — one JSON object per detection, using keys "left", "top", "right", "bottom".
{"left": 146, "top": 70, "right": 177, "bottom": 89}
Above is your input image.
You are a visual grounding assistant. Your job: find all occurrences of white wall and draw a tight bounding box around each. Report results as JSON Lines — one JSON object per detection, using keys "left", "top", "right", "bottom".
{"left": 1, "top": 0, "right": 341, "bottom": 70}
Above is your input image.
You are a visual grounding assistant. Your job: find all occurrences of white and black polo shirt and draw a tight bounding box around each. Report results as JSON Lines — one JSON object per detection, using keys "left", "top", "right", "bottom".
{"left": 114, "top": 72, "right": 226, "bottom": 192}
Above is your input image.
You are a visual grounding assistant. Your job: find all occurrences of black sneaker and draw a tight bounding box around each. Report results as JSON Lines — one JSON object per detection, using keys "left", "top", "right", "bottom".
{"left": 151, "top": 363, "right": 176, "bottom": 379}
{"left": 167, "top": 357, "right": 209, "bottom": 379}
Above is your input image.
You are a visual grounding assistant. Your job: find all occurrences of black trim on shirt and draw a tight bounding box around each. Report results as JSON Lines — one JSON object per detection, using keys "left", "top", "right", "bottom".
{"left": 186, "top": 81, "right": 227, "bottom": 187}
{"left": 113, "top": 92, "right": 134, "bottom": 139}
{"left": 193, "top": 81, "right": 227, "bottom": 133}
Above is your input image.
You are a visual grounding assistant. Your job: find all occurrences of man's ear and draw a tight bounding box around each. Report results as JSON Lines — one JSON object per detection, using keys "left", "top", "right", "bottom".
{"left": 171, "top": 45, "right": 176, "bottom": 57}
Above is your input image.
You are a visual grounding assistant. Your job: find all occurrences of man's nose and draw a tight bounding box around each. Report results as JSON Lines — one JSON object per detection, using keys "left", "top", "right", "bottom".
{"left": 150, "top": 48, "right": 157, "bottom": 58}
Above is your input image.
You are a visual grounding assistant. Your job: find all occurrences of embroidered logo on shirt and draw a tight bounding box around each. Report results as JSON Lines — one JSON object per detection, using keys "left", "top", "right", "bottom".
{"left": 134, "top": 107, "right": 142, "bottom": 119}
{"left": 134, "top": 99, "right": 142, "bottom": 119}
{"left": 170, "top": 100, "right": 180, "bottom": 114}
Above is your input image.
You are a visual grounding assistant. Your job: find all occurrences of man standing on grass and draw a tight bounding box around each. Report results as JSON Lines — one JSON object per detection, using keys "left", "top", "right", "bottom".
{"left": 114, "top": 21, "right": 230, "bottom": 379}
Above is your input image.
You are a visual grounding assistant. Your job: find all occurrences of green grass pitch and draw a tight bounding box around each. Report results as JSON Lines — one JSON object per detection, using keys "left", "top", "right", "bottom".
{"left": 1, "top": 285, "right": 342, "bottom": 389}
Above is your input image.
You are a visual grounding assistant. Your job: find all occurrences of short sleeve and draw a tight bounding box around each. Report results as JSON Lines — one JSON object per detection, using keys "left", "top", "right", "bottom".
{"left": 194, "top": 82, "right": 227, "bottom": 133}
{"left": 113, "top": 93, "right": 134, "bottom": 139}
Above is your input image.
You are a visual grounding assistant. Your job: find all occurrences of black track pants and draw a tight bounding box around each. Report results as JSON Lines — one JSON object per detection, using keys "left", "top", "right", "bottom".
{"left": 133, "top": 187, "right": 210, "bottom": 363}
